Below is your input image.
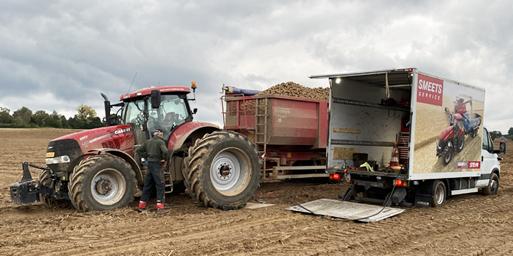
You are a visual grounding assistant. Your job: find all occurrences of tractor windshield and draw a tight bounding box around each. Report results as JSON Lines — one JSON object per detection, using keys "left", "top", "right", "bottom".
{"left": 123, "top": 94, "right": 190, "bottom": 139}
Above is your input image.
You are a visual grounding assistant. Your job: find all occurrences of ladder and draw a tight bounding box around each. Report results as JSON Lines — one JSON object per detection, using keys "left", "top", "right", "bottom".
{"left": 255, "top": 97, "right": 269, "bottom": 177}
{"left": 162, "top": 158, "right": 174, "bottom": 194}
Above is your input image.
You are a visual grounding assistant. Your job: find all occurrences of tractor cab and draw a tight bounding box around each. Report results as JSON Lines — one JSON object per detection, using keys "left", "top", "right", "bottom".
{"left": 104, "top": 84, "right": 197, "bottom": 142}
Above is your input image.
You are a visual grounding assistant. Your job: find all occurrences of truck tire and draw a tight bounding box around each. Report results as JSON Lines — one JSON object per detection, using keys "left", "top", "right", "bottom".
{"left": 184, "top": 131, "right": 260, "bottom": 210}
{"left": 68, "top": 155, "right": 136, "bottom": 211}
{"left": 430, "top": 180, "right": 447, "bottom": 207}
{"left": 482, "top": 172, "right": 499, "bottom": 195}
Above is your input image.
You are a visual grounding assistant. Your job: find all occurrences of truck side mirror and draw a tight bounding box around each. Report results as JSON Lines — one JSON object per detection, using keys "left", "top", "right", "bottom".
{"left": 150, "top": 90, "right": 161, "bottom": 109}
{"left": 193, "top": 108, "right": 198, "bottom": 114}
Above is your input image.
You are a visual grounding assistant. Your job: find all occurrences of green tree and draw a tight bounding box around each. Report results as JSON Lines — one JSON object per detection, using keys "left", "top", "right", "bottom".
{"left": 32, "top": 110, "right": 50, "bottom": 127}
{"left": 46, "top": 111, "right": 63, "bottom": 128}
{"left": 509, "top": 127, "right": 513, "bottom": 137}
{"left": 77, "top": 105, "right": 97, "bottom": 121}
{"left": 0, "top": 107, "right": 13, "bottom": 124}
{"left": 12, "top": 107, "right": 32, "bottom": 127}
{"left": 60, "top": 115, "right": 69, "bottom": 128}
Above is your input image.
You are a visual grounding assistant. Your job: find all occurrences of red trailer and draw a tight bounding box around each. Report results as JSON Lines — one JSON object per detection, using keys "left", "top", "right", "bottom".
{"left": 223, "top": 90, "right": 328, "bottom": 181}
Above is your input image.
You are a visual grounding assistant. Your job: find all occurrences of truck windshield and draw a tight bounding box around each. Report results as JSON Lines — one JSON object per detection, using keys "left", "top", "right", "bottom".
{"left": 123, "top": 94, "right": 190, "bottom": 138}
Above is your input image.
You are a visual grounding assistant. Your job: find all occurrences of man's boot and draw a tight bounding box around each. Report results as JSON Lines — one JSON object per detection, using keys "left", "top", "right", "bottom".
{"left": 138, "top": 201, "right": 147, "bottom": 212}
{"left": 156, "top": 201, "right": 165, "bottom": 211}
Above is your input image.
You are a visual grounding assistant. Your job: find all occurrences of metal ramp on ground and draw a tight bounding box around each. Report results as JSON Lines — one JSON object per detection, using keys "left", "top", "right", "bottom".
{"left": 288, "top": 199, "right": 405, "bottom": 223}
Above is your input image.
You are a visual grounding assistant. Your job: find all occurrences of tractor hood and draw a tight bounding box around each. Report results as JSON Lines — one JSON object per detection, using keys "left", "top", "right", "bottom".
{"left": 50, "top": 124, "right": 136, "bottom": 155}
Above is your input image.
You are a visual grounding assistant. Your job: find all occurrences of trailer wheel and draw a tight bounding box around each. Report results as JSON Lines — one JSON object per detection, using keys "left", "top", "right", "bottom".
{"left": 430, "top": 180, "right": 447, "bottom": 207}
{"left": 184, "top": 131, "right": 260, "bottom": 210}
{"left": 482, "top": 172, "right": 499, "bottom": 195}
{"left": 68, "top": 155, "right": 136, "bottom": 211}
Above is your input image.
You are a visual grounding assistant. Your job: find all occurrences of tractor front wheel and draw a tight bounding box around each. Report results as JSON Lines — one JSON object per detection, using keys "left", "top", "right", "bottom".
{"left": 68, "top": 155, "right": 136, "bottom": 211}
{"left": 185, "top": 131, "right": 260, "bottom": 210}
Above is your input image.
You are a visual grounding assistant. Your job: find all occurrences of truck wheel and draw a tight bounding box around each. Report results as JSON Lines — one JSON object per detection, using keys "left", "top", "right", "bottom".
{"left": 68, "top": 155, "right": 136, "bottom": 211}
{"left": 185, "top": 131, "right": 260, "bottom": 210}
{"left": 430, "top": 180, "right": 447, "bottom": 207}
{"left": 482, "top": 173, "right": 499, "bottom": 195}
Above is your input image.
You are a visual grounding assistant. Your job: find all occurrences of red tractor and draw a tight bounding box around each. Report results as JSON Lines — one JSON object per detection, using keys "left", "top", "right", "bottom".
{"left": 10, "top": 84, "right": 261, "bottom": 211}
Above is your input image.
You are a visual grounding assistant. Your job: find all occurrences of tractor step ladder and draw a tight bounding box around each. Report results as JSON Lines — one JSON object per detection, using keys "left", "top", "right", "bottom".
{"left": 163, "top": 169, "right": 173, "bottom": 194}
{"left": 255, "top": 97, "right": 270, "bottom": 180}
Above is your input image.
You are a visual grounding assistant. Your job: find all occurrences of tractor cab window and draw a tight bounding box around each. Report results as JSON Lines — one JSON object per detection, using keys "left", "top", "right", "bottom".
{"left": 148, "top": 94, "right": 189, "bottom": 138}
{"left": 124, "top": 99, "right": 145, "bottom": 126}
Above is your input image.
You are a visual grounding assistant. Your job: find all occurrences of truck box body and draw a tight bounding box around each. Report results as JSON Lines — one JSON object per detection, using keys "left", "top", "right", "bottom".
{"left": 311, "top": 68, "right": 499, "bottom": 206}
{"left": 316, "top": 68, "right": 486, "bottom": 180}
{"left": 223, "top": 94, "right": 328, "bottom": 180}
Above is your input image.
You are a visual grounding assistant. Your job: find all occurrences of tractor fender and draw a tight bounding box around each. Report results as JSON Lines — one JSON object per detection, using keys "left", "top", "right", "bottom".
{"left": 168, "top": 122, "right": 220, "bottom": 152}
{"left": 83, "top": 149, "right": 144, "bottom": 186}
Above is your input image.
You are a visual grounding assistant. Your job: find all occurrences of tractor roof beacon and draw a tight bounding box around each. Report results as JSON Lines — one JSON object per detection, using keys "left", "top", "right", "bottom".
{"left": 10, "top": 83, "right": 261, "bottom": 211}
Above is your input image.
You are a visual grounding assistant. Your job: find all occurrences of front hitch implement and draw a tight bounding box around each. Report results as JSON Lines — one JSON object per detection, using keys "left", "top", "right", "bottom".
{"left": 9, "top": 162, "right": 45, "bottom": 205}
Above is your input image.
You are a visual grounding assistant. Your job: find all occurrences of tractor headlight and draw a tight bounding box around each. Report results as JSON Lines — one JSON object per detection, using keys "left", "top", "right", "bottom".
{"left": 45, "top": 155, "right": 71, "bottom": 165}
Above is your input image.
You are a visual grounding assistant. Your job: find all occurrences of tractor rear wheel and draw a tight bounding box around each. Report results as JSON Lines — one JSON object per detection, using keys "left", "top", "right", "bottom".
{"left": 184, "top": 131, "right": 260, "bottom": 210}
{"left": 68, "top": 154, "right": 136, "bottom": 211}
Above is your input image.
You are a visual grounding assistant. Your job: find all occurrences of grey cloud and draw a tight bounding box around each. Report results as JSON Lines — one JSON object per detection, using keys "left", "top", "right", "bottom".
{"left": 0, "top": 0, "right": 512, "bottom": 132}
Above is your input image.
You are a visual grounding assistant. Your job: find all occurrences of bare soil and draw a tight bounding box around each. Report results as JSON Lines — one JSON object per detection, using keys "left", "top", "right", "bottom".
{"left": 1, "top": 129, "right": 513, "bottom": 256}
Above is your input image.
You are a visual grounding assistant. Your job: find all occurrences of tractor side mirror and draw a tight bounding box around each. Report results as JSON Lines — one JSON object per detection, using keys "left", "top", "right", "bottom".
{"left": 193, "top": 108, "right": 198, "bottom": 114}
{"left": 150, "top": 90, "right": 161, "bottom": 109}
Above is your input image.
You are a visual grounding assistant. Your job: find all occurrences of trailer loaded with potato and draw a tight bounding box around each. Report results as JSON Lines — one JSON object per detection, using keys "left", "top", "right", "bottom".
{"left": 222, "top": 84, "right": 329, "bottom": 181}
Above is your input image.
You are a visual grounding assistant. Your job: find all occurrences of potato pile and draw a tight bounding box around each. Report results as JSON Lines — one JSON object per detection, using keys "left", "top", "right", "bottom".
{"left": 257, "top": 81, "right": 329, "bottom": 100}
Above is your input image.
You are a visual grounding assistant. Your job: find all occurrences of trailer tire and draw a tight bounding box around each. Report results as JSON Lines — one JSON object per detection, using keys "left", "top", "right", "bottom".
{"left": 68, "top": 155, "right": 136, "bottom": 211}
{"left": 184, "top": 131, "right": 260, "bottom": 210}
{"left": 482, "top": 172, "right": 499, "bottom": 196}
{"left": 430, "top": 180, "right": 447, "bottom": 207}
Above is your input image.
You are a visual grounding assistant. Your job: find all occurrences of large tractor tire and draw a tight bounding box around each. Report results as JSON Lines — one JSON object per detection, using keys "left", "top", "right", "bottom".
{"left": 184, "top": 131, "right": 260, "bottom": 210}
{"left": 68, "top": 154, "right": 136, "bottom": 211}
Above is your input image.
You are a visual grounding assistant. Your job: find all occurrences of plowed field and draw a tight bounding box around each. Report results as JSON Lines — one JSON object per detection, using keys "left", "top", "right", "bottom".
{"left": 1, "top": 129, "right": 512, "bottom": 256}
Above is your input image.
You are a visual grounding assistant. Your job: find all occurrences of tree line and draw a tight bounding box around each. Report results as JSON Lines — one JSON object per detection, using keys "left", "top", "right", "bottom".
{"left": 0, "top": 105, "right": 103, "bottom": 129}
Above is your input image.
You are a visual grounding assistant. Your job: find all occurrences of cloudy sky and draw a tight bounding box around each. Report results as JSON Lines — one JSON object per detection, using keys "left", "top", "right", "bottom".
{"left": 1, "top": 0, "right": 512, "bottom": 132}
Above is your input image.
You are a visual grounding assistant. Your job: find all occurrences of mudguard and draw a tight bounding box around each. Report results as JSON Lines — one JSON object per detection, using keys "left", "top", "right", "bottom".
{"left": 167, "top": 122, "right": 219, "bottom": 152}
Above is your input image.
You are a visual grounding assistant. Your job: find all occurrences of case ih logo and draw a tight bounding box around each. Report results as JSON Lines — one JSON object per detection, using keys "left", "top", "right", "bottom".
{"left": 417, "top": 74, "right": 444, "bottom": 106}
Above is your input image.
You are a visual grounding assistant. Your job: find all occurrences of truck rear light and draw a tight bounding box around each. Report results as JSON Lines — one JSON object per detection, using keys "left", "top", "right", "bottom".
{"left": 329, "top": 173, "right": 342, "bottom": 182}
{"left": 394, "top": 179, "right": 407, "bottom": 187}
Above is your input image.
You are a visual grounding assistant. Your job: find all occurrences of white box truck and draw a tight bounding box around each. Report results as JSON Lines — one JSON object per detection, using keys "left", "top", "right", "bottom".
{"left": 311, "top": 68, "right": 503, "bottom": 207}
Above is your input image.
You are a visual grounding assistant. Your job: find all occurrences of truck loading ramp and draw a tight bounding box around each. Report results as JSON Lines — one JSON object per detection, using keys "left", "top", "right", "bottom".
{"left": 288, "top": 199, "right": 405, "bottom": 222}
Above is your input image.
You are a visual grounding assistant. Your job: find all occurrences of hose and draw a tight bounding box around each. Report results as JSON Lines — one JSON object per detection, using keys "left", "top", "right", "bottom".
{"left": 355, "top": 184, "right": 397, "bottom": 222}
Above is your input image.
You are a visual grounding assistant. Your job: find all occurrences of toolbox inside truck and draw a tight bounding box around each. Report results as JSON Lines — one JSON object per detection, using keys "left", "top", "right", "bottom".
{"left": 328, "top": 70, "right": 413, "bottom": 175}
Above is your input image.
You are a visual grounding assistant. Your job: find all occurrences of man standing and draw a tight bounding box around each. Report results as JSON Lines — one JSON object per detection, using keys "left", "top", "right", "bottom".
{"left": 137, "top": 129, "right": 169, "bottom": 211}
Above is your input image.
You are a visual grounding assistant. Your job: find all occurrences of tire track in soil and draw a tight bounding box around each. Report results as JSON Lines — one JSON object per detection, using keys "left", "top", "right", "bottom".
{"left": 43, "top": 211, "right": 302, "bottom": 256}
{"left": 2, "top": 129, "right": 513, "bottom": 256}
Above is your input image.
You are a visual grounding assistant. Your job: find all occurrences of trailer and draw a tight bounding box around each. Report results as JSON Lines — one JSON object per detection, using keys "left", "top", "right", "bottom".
{"left": 222, "top": 88, "right": 328, "bottom": 181}
{"left": 310, "top": 68, "right": 503, "bottom": 208}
